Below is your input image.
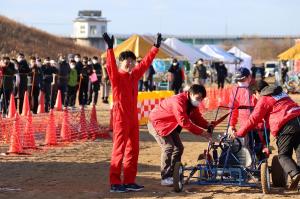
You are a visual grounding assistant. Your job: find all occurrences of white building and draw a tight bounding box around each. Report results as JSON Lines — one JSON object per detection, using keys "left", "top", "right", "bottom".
{"left": 73, "top": 10, "right": 109, "bottom": 50}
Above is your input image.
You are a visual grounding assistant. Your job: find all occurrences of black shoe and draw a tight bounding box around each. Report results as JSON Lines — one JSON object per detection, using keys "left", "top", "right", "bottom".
{"left": 289, "top": 173, "right": 300, "bottom": 190}
{"left": 110, "top": 184, "right": 127, "bottom": 193}
{"left": 124, "top": 183, "right": 144, "bottom": 192}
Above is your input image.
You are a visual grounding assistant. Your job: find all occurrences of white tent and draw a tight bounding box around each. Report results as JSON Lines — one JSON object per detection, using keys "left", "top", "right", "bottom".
{"left": 200, "top": 45, "right": 239, "bottom": 63}
{"left": 164, "top": 38, "right": 212, "bottom": 64}
{"left": 228, "top": 46, "right": 252, "bottom": 71}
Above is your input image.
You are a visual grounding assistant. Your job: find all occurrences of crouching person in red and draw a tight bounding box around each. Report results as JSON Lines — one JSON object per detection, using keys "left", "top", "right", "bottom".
{"left": 228, "top": 84, "right": 300, "bottom": 190}
{"left": 103, "top": 33, "right": 162, "bottom": 193}
{"left": 148, "top": 84, "right": 213, "bottom": 186}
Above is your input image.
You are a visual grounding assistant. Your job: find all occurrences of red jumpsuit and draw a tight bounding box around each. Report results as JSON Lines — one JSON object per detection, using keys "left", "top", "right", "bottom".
{"left": 106, "top": 47, "right": 159, "bottom": 185}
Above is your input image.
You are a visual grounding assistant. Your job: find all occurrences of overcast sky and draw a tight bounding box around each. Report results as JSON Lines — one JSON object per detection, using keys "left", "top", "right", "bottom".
{"left": 1, "top": 0, "right": 299, "bottom": 37}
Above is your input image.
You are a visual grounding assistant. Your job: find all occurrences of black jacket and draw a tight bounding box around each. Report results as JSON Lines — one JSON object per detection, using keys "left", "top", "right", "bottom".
{"left": 29, "top": 65, "right": 42, "bottom": 88}
{"left": 2, "top": 62, "right": 17, "bottom": 91}
{"left": 57, "top": 60, "right": 70, "bottom": 86}
{"left": 18, "top": 59, "right": 30, "bottom": 87}
{"left": 41, "top": 64, "right": 57, "bottom": 85}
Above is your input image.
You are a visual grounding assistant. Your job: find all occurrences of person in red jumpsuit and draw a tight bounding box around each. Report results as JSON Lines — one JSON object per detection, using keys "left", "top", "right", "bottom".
{"left": 103, "top": 32, "right": 162, "bottom": 193}
{"left": 229, "top": 84, "right": 300, "bottom": 190}
{"left": 148, "top": 84, "right": 213, "bottom": 186}
{"left": 228, "top": 68, "right": 269, "bottom": 158}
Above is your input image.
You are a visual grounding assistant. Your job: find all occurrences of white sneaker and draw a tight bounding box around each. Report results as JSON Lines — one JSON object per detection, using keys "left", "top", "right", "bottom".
{"left": 161, "top": 177, "right": 173, "bottom": 186}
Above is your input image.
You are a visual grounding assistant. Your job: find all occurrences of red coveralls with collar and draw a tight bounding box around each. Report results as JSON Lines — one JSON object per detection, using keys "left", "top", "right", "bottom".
{"left": 229, "top": 86, "right": 257, "bottom": 128}
{"left": 107, "top": 47, "right": 159, "bottom": 185}
{"left": 149, "top": 92, "right": 209, "bottom": 136}
{"left": 236, "top": 93, "right": 300, "bottom": 137}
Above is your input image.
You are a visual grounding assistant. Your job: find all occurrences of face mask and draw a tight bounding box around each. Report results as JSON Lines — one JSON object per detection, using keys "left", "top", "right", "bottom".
{"left": 92, "top": 60, "right": 98, "bottom": 64}
{"left": 37, "top": 62, "right": 42, "bottom": 67}
{"left": 17, "top": 57, "right": 23, "bottom": 62}
{"left": 190, "top": 99, "right": 200, "bottom": 107}
{"left": 172, "top": 62, "right": 177, "bottom": 66}
{"left": 88, "top": 61, "right": 92, "bottom": 65}
{"left": 70, "top": 64, "right": 76, "bottom": 69}
{"left": 75, "top": 57, "right": 80, "bottom": 62}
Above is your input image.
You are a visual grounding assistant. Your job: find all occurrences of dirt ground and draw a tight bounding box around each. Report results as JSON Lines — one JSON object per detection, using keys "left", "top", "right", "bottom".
{"left": 0, "top": 94, "right": 300, "bottom": 199}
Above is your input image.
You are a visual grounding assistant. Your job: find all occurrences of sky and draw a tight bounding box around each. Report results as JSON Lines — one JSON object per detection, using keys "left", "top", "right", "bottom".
{"left": 0, "top": 0, "right": 300, "bottom": 37}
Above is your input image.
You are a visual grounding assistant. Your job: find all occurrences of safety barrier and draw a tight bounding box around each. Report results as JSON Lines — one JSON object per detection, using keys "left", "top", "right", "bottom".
{"left": 0, "top": 92, "right": 111, "bottom": 155}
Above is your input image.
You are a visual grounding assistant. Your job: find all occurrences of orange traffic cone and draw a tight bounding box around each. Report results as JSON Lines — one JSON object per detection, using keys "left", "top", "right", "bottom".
{"left": 60, "top": 108, "right": 72, "bottom": 142}
{"left": 37, "top": 91, "right": 45, "bottom": 114}
{"left": 90, "top": 105, "right": 111, "bottom": 139}
{"left": 23, "top": 111, "right": 36, "bottom": 149}
{"left": 8, "top": 113, "right": 23, "bottom": 153}
{"left": 45, "top": 109, "right": 57, "bottom": 145}
{"left": 8, "top": 94, "right": 16, "bottom": 118}
{"left": 79, "top": 106, "right": 88, "bottom": 140}
{"left": 55, "top": 90, "right": 62, "bottom": 111}
{"left": 22, "top": 91, "right": 30, "bottom": 116}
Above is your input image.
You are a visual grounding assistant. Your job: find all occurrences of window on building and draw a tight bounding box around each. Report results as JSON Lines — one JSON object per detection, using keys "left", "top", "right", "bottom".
{"left": 101, "top": 25, "right": 106, "bottom": 34}
{"left": 90, "top": 25, "right": 97, "bottom": 35}
{"left": 80, "top": 25, "right": 85, "bottom": 34}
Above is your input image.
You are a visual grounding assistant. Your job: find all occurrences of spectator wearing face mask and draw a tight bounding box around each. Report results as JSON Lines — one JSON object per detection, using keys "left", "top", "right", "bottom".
{"left": 67, "top": 60, "right": 78, "bottom": 108}
{"left": 88, "top": 56, "right": 102, "bottom": 105}
{"left": 41, "top": 57, "right": 58, "bottom": 112}
{"left": 28, "top": 56, "right": 42, "bottom": 114}
{"left": 17, "top": 53, "right": 30, "bottom": 114}
{"left": 0, "top": 57, "right": 17, "bottom": 116}
{"left": 56, "top": 55, "right": 71, "bottom": 107}
{"left": 192, "top": 59, "right": 207, "bottom": 85}
{"left": 79, "top": 57, "right": 93, "bottom": 106}
{"left": 148, "top": 84, "right": 213, "bottom": 186}
{"left": 168, "top": 58, "right": 184, "bottom": 94}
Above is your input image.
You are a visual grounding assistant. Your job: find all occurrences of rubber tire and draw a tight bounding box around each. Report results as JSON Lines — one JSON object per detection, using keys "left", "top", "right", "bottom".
{"left": 261, "top": 161, "right": 271, "bottom": 194}
{"left": 173, "top": 162, "right": 184, "bottom": 192}
{"left": 271, "top": 155, "right": 288, "bottom": 187}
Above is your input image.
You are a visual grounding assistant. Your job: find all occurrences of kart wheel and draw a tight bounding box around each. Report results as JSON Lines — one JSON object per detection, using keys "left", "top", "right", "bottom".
{"left": 173, "top": 162, "right": 184, "bottom": 192}
{"left": 271, "top": 155, "right": 288, "bottom": 187}
{"left": 261, "top": 161, "right": 271, "bottom": 194}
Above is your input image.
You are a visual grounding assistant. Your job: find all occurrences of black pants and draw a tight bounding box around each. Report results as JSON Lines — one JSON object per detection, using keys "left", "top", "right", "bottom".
{"left": 44, "top": 83, "right": 52, "bottom": 113}
{"left": 67, "top": 85, "right": 77, "bottom": 107}
{"left": 0, "top": 88, "right": 13, "bottom": 115}
{"left": 277, "top": 116, "right": 300, "bottom": 178}
{"left": 148, "top": 122, "right": 184, "bottom": 179}
{"left": 88, "top": 82, "right": 100, "bottom": 105}
{"left": 170, "top": 82, "right": 182, "bottom": 95}
{"left": 18, "top": 85, "right": 27, "bottom": 114}
{"left": 79, "top": 80, "right": 89, "bottom": 106}
{"left": 28, "top": 86, "right": 40, "bottom": 114}
{"left": 217, "top": 77, "right": 225, "bottom": 89}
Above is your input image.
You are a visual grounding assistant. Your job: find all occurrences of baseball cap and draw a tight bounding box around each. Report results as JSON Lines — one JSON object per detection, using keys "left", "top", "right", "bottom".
{"left": 234, "top": 67, "right": 250, "bottom": 82}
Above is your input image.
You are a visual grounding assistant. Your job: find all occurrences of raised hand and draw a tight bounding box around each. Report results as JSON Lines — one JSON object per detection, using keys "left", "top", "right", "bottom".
{"left": 154, "top": 33, "right": 162, "bottom": 48}
{"left": 103, "top": 32, "right": 114, "bottom": 49}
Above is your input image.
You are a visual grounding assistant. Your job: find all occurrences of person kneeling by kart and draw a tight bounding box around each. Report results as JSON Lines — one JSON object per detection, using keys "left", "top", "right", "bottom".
{"left": 148, "top": 84, "right": 213, "bottom": 186}
{"left": 228, "top": 84, "right": 300, "bottom": 190}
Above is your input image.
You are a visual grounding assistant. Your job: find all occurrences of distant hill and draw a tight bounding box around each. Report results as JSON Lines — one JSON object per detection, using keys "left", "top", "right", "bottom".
{"left": 0, "top": 15, "right": 101, "bottom": 59}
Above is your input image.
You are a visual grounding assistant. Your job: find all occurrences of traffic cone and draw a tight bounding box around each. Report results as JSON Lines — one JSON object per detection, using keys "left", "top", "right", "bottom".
{"left": 23, "top": 111, "right": 36, "bottom": 149}
{"left": 37, "top": 91, "right": 45, "bottom": 114}
{"left": 79, "top": 106, "right": 88, "bottom": 140}
{"left": 45, "top": 109, "right": 57, "bottom": 145}
{"left": 8, "top": 113, "right": 23, "bottom": 153}
{"left": 22, "top": 91, "right": 30, "bottom": 116}
{"left": 60, "top": 108, "right": 72, "bottom": 142}
{"left": 55, "top": 90, "right": 62, "bottom": 111}
{"left": 90, "top": 105, "right": 111, "bottom": 139}
{"left": 8, "top": 94, "right": 16, "bottom": 118}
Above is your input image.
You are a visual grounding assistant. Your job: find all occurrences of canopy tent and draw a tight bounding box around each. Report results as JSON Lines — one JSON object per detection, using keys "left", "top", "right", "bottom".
{"left": 163, "top": 38, "right": 212, "bottom": 64}
{"left": 200, "top": 45, "right": 239, "bottom": 63}
{"left": 227, "top": 46, "right": 252, "bottom": 73}
{"left": 278, "top": 43, "right": 300, "bottom": 60}
{"left": 101, "top": 34, "right": 183, "bottom": 59}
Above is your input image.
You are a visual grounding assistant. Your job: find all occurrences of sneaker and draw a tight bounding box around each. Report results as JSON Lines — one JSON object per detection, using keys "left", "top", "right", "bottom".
{"left": 289, "top": 173, "right": 300, "bottom": 190}
{"left": 161, "top": 177, "right": 173, "bottom": 186}
{"left": 124, "top": 183, "right": 144, "bottom": 192}
{"left": 110, "top": 184, "right": 127, "bottom": 193}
